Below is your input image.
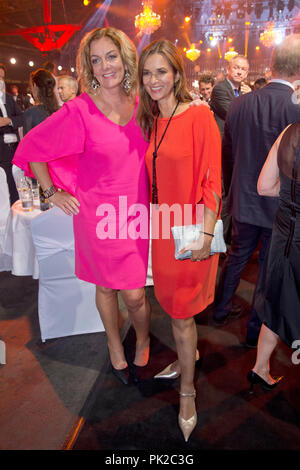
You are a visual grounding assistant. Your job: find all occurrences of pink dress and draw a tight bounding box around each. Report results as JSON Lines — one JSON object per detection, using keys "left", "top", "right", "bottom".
{"left": 13, "top": 93, "right": 149, "bottom": 289}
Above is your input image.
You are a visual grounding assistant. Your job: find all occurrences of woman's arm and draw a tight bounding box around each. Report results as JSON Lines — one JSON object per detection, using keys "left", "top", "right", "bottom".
{"left": 30, "top": 161, "right": 80, "bottom": 215}
{"left": 257, "top": 128, "right": 287, "bottom": 197}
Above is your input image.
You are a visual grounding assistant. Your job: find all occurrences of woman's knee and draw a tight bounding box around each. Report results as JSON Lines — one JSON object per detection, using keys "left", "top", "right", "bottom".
{"left": 96, "top": 285, "right": 117, "bottom": 298}
{"left": 172, "top": 316, "right": 195, "bottom": 333}
{"left": 122, "top": 289, "right": 145, "bottom": 313}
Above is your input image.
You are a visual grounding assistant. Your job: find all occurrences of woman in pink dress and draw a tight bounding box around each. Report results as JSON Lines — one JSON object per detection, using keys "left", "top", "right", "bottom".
{"left": 13, "top": 27, "right": 151, "bottom": 385}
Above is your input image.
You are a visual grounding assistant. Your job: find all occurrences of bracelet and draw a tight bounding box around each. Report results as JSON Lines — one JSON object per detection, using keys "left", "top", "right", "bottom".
{"left": 43, "top": 184, "right": 57, "bottom": 199}
{"left": 201, "top": 231, "right": 214, "bottom": 238}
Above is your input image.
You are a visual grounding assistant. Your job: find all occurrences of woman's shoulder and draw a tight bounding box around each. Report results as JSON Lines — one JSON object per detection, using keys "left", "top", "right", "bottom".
{"left": 24, "top": 104, "right": 48, "bottom": 121}
{"left": 179, "top": 102, "right": 212, "bottom": 125}
{"left": 24, "top": 104, "right": 44, "bottom": 115}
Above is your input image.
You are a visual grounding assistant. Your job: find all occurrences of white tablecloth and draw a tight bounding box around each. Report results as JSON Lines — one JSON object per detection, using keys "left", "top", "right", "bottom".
{"left": 2, "top": 200, "right": 41, "bottom": 278}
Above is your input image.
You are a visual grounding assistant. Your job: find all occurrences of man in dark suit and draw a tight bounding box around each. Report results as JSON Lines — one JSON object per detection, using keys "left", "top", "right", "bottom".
{"left": 0, "top": 63, "right": 24, "bottom": 204}
{"left": 210, "top": 54, "right": 251, "bottom": 138}
{"left": 213, "top": 34, "right": 300, "bottom": 347}
{"left": 11, "top": 85, "right": 25, "bottom": 112}
{"left": 210, "top": 55, "right": 252, "bottom": 245}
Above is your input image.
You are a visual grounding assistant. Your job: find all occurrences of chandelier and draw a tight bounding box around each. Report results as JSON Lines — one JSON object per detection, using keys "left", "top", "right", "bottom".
{"left": 135, "top": 2, "right": 161, "bottom": 35}
{"left": 224, "top": 49, "right": 238, "bottom": 61}
{"left": 186, "top": 44, "right": 201, "bottom": 62}
{"left": 260, "top": 23, "right": 285, "bottom": 48}
{"left": 260, "top": 23, "right": 276, "bottom": 47}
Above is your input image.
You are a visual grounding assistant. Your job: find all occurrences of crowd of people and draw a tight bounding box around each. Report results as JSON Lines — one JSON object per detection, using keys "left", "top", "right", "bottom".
{"left": 1, "top": 27, "right": 300, "bottom": 443}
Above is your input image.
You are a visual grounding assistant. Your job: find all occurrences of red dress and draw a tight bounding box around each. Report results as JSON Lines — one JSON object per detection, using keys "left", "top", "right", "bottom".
{"left": 145, "top": 106, "right": 222, "bottom": 318}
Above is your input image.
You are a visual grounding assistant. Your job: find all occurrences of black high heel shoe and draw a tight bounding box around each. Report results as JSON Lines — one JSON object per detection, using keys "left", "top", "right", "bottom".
{"left": 247, "top": 370, "right": 283, "bottom": 392}
{"left": 111, "top": 365, "right": 130, "bottom": 385}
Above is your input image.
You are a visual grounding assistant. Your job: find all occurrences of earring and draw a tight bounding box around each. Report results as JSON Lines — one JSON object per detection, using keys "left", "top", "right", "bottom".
{"left": 91, "top": 77, "right": 100, "bottom": 90}
{"left": 122, "top": 71, "right": 132, "bottom": 93}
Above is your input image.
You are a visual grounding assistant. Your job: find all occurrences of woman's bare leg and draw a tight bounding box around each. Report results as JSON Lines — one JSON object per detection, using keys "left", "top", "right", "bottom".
{"left": 252, "top": 324, "right": 279, "bottom": 385}
{"left": 95, "top": 285, "right": 127, "bottom": 370}
{"left": 120, "top": 288, "right": 151, "bottom": 366}
{"left": 172, "top": 317, "right": 197, "bottom": 419}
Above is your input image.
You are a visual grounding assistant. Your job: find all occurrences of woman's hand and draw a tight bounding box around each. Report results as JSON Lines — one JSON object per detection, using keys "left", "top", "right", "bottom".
{"left": 49, "top": 190, "right": 80, "bottom": 216}
{"left": 189, "top": 99, "right": 210, "bottom": 108}
{"left": 240, "top": 82, "right": 252, "bottom": 94}
{"left": 190, "top": 236, "right": 212, "bottom": 261}
{"left": 178, "top": 233, "right": 212, "bottom": 262}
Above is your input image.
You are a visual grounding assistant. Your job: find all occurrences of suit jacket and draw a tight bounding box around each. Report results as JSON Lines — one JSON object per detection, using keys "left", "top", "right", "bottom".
{"left": 223, "top": 81, "right": 300, "bottom": 229}
{"left": 210, "top": 78, "right": 236, "bottom": 137}
{"left": 13, "top": 94, "right": 25, "bottom": 111}
{"left": 0, "top": 92, "right": 23, "bottom": 162}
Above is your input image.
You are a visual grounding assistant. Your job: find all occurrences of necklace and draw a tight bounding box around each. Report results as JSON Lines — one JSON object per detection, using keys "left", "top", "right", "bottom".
{"left": 152, "top": 100, "right": 179, "bottom": 204}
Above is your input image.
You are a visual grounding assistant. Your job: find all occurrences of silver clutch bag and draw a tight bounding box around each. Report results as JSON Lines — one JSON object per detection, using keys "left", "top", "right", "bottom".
{"left": 171, "top": 219, "right": 227, "bottom": 260}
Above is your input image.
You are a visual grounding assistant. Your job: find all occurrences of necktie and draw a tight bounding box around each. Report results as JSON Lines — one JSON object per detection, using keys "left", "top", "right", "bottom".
{"left": 234, "top": 89, "right": 239, "bottom": 97}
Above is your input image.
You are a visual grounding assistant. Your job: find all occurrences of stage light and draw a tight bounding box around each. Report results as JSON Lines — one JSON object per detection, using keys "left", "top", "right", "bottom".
{"left": 10, "top": 58, "right": 16, "bottom": 64}
{"left": 71, "top": 67, "right": 75, "bottom": 73}
{"left": 185, "top": 16, "right": 191, "bottom": 23}
{"left": 277, "top": 0, "right": 284, "bottom": 12}
{"left": 228, "top": 37, "right": 233, "bottom": 43}
{"left": 57, "top": 65, "right": 62, "bottom": 71}
{"left": 274, "top": 29, "right": 285, "bottom": 44}
{"left": 29, "top": 61, "right": 34, "bottom": 67}
{"left": 236, "top": 1, "right": 245, "bottom": 19}
{"left": 288, "top": 0, "right": 295, "bottom": 11}
{"left": 256, "top": 45, "right": 260, "bottom": 50}
{"left": 215, "top": 5, "right": 223, "bottom": 18}
{"left": 83, "top": 0, "right": 90, "bottom": 6}
{"left": 246, "top": 1, "right": 253, "bottom": 15}
{"left": 224, "top": 1, "right": 231, "bottom": 20}
{"left": 255, "top": 2, "right": 263, "bottom": 18}
{"left": 207, "top": 48, "right": 211, "bottom": 52}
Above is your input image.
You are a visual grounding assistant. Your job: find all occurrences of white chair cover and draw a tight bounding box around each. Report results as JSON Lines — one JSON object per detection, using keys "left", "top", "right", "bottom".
{"left": 0, "top": 168, "right": 12, "bottom": 271}
{"left": 31, "top": 206, "right": 104, "bottom": 342}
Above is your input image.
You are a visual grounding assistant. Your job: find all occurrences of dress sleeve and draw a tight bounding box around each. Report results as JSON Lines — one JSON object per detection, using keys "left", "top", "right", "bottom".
{"left": 13, "top": 100, "right": 85, "bottom": 196}
{"left": 193, "top": 106, "right": 222, "bottom": 215}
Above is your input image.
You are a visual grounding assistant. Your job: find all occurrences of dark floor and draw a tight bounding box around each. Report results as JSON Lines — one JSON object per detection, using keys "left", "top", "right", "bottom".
{"left": 0, "top": 254, "right": 299, "bottom": 451}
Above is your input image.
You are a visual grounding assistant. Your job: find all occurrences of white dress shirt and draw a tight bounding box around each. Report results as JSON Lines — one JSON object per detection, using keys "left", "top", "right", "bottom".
{"left": 0, "top": 91, "right": 18, "bottom": 144}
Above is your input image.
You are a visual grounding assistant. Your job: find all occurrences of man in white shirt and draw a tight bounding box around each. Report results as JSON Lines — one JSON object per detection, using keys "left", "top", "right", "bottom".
{"left": 0, "top": 63, "right": 24, "bottom": 204}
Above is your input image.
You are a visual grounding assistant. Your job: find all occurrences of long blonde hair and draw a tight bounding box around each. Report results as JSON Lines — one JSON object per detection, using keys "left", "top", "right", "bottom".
{"left": 76, "top": 27, "right": 138, "bottom": 97}
{"left": 136, "top": 39, "right": 192, "bottom": 140}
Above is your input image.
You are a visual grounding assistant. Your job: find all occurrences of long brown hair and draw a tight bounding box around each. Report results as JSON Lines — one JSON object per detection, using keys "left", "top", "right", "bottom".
{"left": 136, "top": 39, "right": 192, "bottom": 140}
{"left": 31, "top": 68, "right": 59, "bottom": 115}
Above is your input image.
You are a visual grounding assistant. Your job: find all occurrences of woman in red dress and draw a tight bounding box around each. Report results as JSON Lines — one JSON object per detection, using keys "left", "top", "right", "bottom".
{"left": 137, "top": 40, "right": 222, "bottom": 442}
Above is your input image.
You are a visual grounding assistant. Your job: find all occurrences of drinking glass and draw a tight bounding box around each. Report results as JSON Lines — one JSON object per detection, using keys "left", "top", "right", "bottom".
{"left": 16, "top": 176, "right": 34, "bottom": 211}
